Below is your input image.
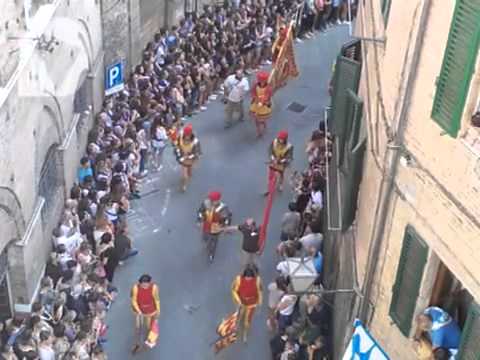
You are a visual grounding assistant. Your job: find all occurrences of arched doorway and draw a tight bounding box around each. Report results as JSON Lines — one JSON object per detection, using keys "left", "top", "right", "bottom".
{"left": 38, "top": 144, "right": 63, "bottom": 230}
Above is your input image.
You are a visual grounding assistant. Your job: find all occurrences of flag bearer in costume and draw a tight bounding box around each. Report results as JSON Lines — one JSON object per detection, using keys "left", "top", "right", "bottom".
{"left": 272, "top": 26, "right": 288, "bottom": 64}
{"left": 250, "top": 71, "right": 273, "bottom": 138}
{"left": 231, "top": 265, "right": 263, "bottom": 343}
{"left": 131, "top": 274, "right": 160, "bottom": 354}
{"left": 267, "top": 130, "right": 294, "bottom": 193}
{"left": 174, "top": 123, "right": 201, "bottom": 192}
{"left": 197, "top": 191, "right": 232, "bottom": 263}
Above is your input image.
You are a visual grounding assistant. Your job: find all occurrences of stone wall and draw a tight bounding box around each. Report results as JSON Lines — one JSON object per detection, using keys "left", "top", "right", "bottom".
{"left": 0, "top": 0, "right": 104, "bottom": 312}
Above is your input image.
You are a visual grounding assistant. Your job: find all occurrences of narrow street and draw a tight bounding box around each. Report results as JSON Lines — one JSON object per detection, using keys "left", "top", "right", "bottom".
{"left": 105, "top": 27, "right": 349, "bottom": 360}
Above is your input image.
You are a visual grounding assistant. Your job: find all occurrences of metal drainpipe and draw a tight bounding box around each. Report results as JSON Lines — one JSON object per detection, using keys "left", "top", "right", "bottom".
{"left": 358, "top": 0, "right": 433, "bottom": 323}
{"left": 165, "top": 0, "right": 170, "bottom": 28}
{"left": 127, "top": 0, "right": 133, "bottom": 73}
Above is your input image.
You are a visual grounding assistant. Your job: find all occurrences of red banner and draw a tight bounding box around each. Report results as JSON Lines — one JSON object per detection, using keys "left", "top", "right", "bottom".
{"left": 269, "top": 22, "right": 299, "bottom": 93}
{"left": 259, "top": 168, "right": 277, "bottom": 253}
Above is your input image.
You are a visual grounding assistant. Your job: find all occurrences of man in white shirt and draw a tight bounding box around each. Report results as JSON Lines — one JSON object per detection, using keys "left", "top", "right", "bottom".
{"left": 223, "top": 68, "right": 250, "bottom": 128}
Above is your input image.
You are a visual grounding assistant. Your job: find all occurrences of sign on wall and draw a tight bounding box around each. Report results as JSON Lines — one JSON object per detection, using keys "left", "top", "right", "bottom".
{"left": 343, "top": 319, "right": 390, "bottom": 360}
{"left": 105, "top": 61, "right": 124, "bottom": 96}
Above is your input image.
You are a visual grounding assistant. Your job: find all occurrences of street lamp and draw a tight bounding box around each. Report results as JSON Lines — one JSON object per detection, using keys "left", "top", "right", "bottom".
{"left": 282, "top": 255, "right": 361, "bottom": 296}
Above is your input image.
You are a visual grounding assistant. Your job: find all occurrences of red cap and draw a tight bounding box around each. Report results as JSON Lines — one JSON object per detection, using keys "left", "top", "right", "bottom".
{"left": 277, "top": 130, "right": 288, "bottom": 140}
{"left": 183, "top": 124, "right": 193, "bottom": 136}
{"left": 208, "top": 191, "right": 222, "bottom": 201}
{"left": 257, "top": 71, "right": 269, "bottom": 82}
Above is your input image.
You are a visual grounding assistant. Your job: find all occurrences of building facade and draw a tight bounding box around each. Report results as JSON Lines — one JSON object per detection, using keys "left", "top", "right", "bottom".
{"left": 0, "top": 0, "right": 104, "bottom": 316}
{"left": 326, "top": 0, "right": 480, "bottom": 358}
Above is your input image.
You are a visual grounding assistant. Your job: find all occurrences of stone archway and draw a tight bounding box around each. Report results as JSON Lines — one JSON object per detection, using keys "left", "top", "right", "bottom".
{"left": 77, "top": 18, "right": 94, "bottom": 70}
{"left": 0, "top": 187, "right": 26, "bottom": 242}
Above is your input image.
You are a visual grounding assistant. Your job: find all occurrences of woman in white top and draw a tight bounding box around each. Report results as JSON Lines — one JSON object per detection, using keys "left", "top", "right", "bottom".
{"left": 151, "top": 120, "right": 168, "bottom": 171}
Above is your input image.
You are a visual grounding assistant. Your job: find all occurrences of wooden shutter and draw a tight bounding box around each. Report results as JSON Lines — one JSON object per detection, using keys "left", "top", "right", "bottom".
{"left": 340, "top": 90, "right": 364, "bottom": 171}
{"left": 389, "top": 226, "right": 428, "bottom": 336}
{"left": 458, "top": 303, "right": 480, "bottom": 360}
{"left": 331, "top": 56, "right": 361, "bottom": 139}
{"left": 341, "top": 139, "right": 366, "bottom": 231}
{"left": 431, "top": 0, "right": 480, "bottom": 137}
{"left": 382, "top": 0, "right": 392, "bottom": 25}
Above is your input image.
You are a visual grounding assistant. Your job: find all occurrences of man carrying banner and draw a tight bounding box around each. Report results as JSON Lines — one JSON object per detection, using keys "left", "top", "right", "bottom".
{"left": 130, "top": 274, "right": 160, "bottom": 354}
{"left": 231, "top": 265, "right": 263, "bottom": 343}
{"left": 266, "top": 130, "right": 294, "bottom": 194}
{"left": 250, "top": 71, "right": 273, "bottom": 138}
{"left": 174, "top": 123, "right": 201, "bottom": 192}
{"left": 197, "top": 191, "right": 232, "bottom": 263}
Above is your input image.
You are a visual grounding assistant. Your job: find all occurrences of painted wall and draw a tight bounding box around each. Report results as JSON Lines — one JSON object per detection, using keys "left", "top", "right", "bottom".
{"left": 353, "top": 0, "right": 480, "bottom": 358}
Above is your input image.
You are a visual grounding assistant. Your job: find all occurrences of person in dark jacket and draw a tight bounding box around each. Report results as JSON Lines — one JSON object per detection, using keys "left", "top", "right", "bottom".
{"left": 225, "top": 218, "right": 261, "bottom": 266}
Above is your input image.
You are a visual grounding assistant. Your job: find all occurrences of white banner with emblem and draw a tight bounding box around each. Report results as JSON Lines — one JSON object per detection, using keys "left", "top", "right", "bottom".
{"left": 343, "top": 319, "right": 390, "bottom": 360}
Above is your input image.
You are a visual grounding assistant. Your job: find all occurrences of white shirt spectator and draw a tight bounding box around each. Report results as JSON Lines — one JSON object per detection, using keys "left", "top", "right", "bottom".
{"left": 299, "top": 232, "right": 323, "bottom": 251}
{"left": 310, "top": 190, "right": 323, "bottom": 209}
{"left": 224, "top": 74, "right": 250, "bottom": 102}
{"left": 54, "top": 232, "right": 82, "bottom": 256}
{"left": 38, "top": 344, "right": 55, "bottom": 360}
{"left": 277, "top": 294, "right": 297, "bottom": 316}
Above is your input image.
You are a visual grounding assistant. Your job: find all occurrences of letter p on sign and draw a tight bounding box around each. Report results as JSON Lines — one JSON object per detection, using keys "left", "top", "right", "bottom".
{"left": 105, "top": 61, "right": 124, "bottom": 96}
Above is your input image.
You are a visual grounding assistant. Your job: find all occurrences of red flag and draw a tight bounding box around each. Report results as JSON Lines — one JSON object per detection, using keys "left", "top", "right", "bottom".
{"left": 216, "top": 311, "right": 238, "bottom": 336}
{"left": 213, "top": 311, "right": 239, "bottom": 353}
{"left": 259, "top": 168, "right": 277, "bottom": 253}
{"left": 268, "top": 22, "right": 299, "bottom": 93}
{"left": 144, "top": 318, "right": 159, "bottom": 348}
{"left": 214, "top": 332, "right": 237, "bottom": 353}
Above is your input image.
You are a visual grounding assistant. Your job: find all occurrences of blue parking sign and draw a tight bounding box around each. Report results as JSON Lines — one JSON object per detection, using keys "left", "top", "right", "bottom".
{"left": 105, "top": 61, "right": 124, "bottom": 96}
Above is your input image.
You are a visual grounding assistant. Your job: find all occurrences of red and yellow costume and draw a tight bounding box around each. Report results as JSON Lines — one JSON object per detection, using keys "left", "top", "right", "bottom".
{"left": 266, "top": 130, "right": 294, "bottom": 193}
{"left": 131, "top": 283, "right": 160, "bottom": 317}
{"left": 197, "top": 191, "right": 232, "bottom": 262}
{"left": 250, "top": 71, "right": 273, "bottom": 137}
{"left": 250, "top": 71, "right": 273, "bottom": 120}
{"left": 231, "top": 273, "right": 262, "bottom": 341}
{"left": 174, "top": 124, "right": 201, "bottom": 191}
{"left": 269, "top": 131, "right": 294, "bottom": 173}
{"left": 131, "top": 282, "right": 160, "bottom": 350}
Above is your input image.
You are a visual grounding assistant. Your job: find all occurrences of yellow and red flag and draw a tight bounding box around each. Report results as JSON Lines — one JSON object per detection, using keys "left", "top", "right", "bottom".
{"left": 144, "top": 318, "right": 159, "bottom": 349}
{"left": 213, "top": 311, "right": 238, "bottom": 353}
{"left": 269, "top": 21, "right": 299, "bottom": 93}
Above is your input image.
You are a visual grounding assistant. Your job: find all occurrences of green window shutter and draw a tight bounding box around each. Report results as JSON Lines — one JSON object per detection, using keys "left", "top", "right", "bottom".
{"left": 382, "top": 0, "right": 392, "bottom": 25}
{"left": 340, "top": 139, "right": 366, "bottom": 231}
{"left": 331, "top": 55, "right": 361, "bottom": 176}
{"left": 337, "top": 90, "right": 366, "bottom": 231}
{"left": 389, "top": 226, "right": 428, "bottom": 336}
{"left": 431, "top": 0, "right": 480, "bottom": 138}
{"left": 340, "top": 90, "right": 364, "bottom": 171}
{"left": 331, "top": 55, "right": 361, "bottom": 138}
{"left": 458, "top": 303, "right": 480, "bottom": 360}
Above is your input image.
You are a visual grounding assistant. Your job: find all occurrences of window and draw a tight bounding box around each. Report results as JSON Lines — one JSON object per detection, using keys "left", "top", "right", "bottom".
{"left": 458, "top": 303, "right": 480, "bottom": 360}
{"left": 431, "top": 1, "right": 480, "bottom": 138}
{"left": 381, "top": 0, "right": 392, "bottom": 25}
{"left": 389, "top": 226, "right": 428, "bottom": 336}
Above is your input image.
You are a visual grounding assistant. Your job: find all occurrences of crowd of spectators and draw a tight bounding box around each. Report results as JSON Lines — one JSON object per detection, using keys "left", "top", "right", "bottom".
{"left": 0, "top": 0, "right": 352, "bottom": 357}
{"left": 268, "top": 123, "right": 333, "bottom": 360}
